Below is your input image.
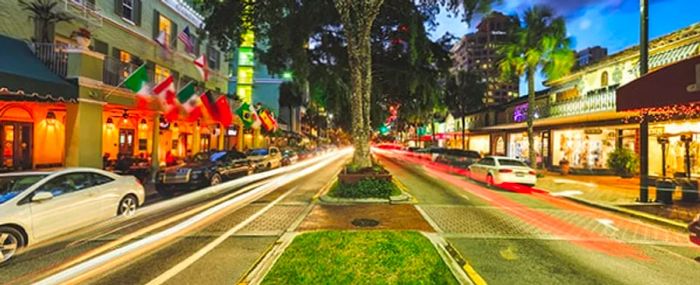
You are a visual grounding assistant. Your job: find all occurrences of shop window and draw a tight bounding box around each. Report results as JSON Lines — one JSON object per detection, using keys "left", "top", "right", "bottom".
{"left": 601, "top": 71, "right": 609, "bottom": 87}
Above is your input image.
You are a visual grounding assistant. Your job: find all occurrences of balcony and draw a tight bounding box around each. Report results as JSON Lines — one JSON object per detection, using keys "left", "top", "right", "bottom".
{"left": 62, "top": 0, "right": 103, "bottom": 27}
{"left": 31, "top": 43, "right": 68, "bottom": 78}
{"left": 550, "top": 87, "right": 617, "bottom": 118}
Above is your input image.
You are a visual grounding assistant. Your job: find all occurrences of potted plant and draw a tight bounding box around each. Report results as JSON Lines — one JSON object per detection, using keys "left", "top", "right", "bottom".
{"left": 606, "top": 147, "right": 639, "bottom": 178}
{"left": 71, "top": 28, "right": 91, "bottom": 49}
{"left": 19, "top": 0, "right": 73, "bottom": 43}
{"left": 559, "top": 158, "right": 570, "bottom": 175}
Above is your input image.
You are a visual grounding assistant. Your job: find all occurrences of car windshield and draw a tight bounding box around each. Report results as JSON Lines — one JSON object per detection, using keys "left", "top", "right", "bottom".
{"left": 248, "top": 149, "right": 269, "bottom": 156}
{"left": 0, "top": 175, "right": 47, "bottom": 204}
{"left": 192, "top": 152, "right": 211, "bottom": 162}
{"left": 498, "top": 159, "right": 528, "bottom": 167}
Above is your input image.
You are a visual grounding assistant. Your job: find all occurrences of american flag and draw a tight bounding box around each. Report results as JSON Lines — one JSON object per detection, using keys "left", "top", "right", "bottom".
{"left": 178, "top": 26, "right": 194, "bottom": 54}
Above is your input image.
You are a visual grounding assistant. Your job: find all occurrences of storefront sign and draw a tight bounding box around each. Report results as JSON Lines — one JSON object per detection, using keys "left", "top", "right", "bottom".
{"left": 227, "top": 127, "right": 238, "bottom": 136}
{"left": 584, "top": 128, "right": 603, "bottom": 135}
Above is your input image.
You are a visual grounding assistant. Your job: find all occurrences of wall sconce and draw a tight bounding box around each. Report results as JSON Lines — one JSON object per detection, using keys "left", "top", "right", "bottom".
{"left": 122, "top": 110, "right": 129, "bottom": 124}
{"left": 106, "top": 117, "right": 114, "bottom": 129}
{"left": 139, "top": 119, "right": 148, "bottom": 130}
{"left": 46, "top": 111, "right": 57, "bottom": 126}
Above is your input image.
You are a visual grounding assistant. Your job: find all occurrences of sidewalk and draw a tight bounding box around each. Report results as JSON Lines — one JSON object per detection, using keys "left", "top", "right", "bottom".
{"left": 536, "top": 172, "right": 700, "bottom": 225}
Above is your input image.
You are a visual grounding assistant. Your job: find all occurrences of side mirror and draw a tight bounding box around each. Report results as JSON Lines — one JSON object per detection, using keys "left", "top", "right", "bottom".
{"left": 32, "top": 191, "right": 54, "bottom": 202}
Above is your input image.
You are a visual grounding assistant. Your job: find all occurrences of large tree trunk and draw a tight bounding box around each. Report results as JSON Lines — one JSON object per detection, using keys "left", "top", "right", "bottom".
{"left": 334, "top": 0, "right": 384, "bottom": 168}
{"left": 527, "top": 69, "right": 537, "bottom": 169}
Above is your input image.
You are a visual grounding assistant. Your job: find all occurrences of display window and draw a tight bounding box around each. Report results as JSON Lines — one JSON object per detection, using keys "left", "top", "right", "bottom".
{"left": 649, "top": 120, "right": 700, "bottom": 178}
{"left": 552, "top": 128, "right": 618, "bottom": 168}
{"left": 508, "top": 133, "right": 542, "bottom": 162}
{"left": 468, "top": 135, "right": 490, "bottom": 156}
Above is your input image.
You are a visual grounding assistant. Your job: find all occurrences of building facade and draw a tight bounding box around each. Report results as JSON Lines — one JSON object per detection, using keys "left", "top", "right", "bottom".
{"left": 419, "top": 22, "right": 700, "bottom": 177}
{"left": 0, "top": 0, "right": 230, "bottom": 170}
{"left": 450, "top": 11, "right": 519, "bottom": 105}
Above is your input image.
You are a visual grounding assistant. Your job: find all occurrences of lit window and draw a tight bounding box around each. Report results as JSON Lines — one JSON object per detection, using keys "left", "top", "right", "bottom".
{"left": 158, "top": 15, "right": 172, "bottom": 46}
{"left": 155, "top": 64, "right": 170, "bottom": 83}
{"left": 119, "top": 50, "right": 131, "bottom": 64}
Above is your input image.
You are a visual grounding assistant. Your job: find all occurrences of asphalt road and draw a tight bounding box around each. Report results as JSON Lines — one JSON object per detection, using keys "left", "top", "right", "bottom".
{"left": 0, "top": 151, "right": 348, "bottom": 285}
{"left": 377, "top": 151, "right": 700, "bottom": 285}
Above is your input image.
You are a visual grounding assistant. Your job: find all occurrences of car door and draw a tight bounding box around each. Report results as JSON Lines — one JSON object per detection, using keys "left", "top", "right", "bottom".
{"left": 89, "top": 172, "right": 119, "bottom": 219}
{"left": 229, "top": 152, "right": 249, "bottom": 177}
{"left": 269, "top": 147, "right": 280, "bottom": 168}
{"left": 28, "top": 172, "right": 99, "bottom": 241}
{"left": 482, "top": 158, "right": 496, "bottom": 179}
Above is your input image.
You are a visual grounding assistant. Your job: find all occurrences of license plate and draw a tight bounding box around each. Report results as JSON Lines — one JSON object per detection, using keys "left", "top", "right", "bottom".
{"left": 516, "top": 172, "right": 525, "bottom": 177}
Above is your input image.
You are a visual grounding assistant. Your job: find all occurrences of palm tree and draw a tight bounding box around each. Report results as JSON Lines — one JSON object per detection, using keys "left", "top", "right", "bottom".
{"left": 498, "top": 5, "right": 574, "bottom": 168}
{"left": 19, "top": 0, "right": 73, "bottom": 43}
{"left": 445, "top": 70, "right": 486, "bottom": 149}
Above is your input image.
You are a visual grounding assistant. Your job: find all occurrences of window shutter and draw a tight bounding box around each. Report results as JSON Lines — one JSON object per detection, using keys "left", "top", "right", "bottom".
{"left": 171, "top": 70, "right": 180, "bottom": 89}
{"left": 114, "top": 0, "right": 122, "bottom": 17}
{"left": 152, "top": 10, "right": 160, "bottom": 40}
{"left": 134, "top": 0, "right": 142, "bottom": 25}
{"left": 146, "top": 61, "right": 156, "bottom": 81}
{"left": 171, "top": 22, "right": 178, "bottom": 49}
{"left": 112, "top": 47, "right": 121, "bottom": 58}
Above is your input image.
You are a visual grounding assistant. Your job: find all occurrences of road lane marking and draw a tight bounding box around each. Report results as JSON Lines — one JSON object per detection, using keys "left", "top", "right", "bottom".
{"left": 552, "top": 178, "right": 596, "bottom": 188}
{"left": 34, "top": 150, "right": 351, "bottom": 285}
{"left": 146, "top": 186, "right": 300, "bottom": 285}
{"left": 596, "top": 218, "right": 620, "bottom": 231}
{"left": 550, "top": 190, "right": 584, "bottom": 197}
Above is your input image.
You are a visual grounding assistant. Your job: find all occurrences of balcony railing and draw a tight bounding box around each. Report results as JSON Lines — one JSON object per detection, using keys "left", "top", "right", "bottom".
{"left": 31, "top": 43, "right": 68, "bottom": 78}
{"left": 550, "top": 88, "right": 616, "bottom": 118}
{"left": 63, "top": 0, "right": 103, "bottom": 27}
{"left": 103, "top": 57, "right": 138, "bottom": 87}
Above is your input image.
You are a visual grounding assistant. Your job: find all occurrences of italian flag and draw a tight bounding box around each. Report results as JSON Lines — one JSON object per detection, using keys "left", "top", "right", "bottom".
{"left": 123, "top": 64, "right": 151, "bottom": 108}
{"left": 177, "top": 82, "right": 203, "bottom": 122}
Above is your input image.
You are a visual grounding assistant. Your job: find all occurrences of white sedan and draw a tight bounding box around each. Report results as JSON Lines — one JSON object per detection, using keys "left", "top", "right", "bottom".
{"left": 0, "top": 168, "right": 145, "bottom": 263}
{"left": 468, "top": 156, "right": 537, "bottom": 187}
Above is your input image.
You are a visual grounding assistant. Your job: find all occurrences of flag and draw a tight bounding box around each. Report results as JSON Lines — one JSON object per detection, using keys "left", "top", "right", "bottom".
{"left": 178, "top": 26, "right": 194, "bottom": 54}
{"left": 177, "top": 82, "right": 202, "bottom": 122}
{"left": 201, "top": 91, "right": 233, "bottom": 127}
{"left": 123, "top": 64, "right": 150, "bottom": 108}
{"left": 153, "top": 76, "right": 179, "bottom": 122}
{"left": 194, "top": 54, "right": 208, "bottom": 81}
{"left": 235, "top": 102, "right": 261, "bottom": 128}
{"left": 156, "top": 31, "right": 168, "bottom": 49}
{"left": 258, "top": 109, "right": 278, "bottom": 131}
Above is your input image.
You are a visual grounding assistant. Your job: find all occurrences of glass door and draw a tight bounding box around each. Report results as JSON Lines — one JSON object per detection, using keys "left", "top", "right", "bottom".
{"left": 119, "top": 129, "right": 135, "bottom": 156}
{"left": 1, "top": 122, "right": 33, "bottom": 171}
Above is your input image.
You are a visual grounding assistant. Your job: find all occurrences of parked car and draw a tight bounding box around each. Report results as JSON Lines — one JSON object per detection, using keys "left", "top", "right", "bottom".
{"left": 690, "top": 214, "right": 700, "bottom": 246}
{"left": 0, "top": 168, "right": 145, "bottom": 264}
{"left": 468, "top": 156, "right": 537, "bottom": 187}
{"left": 155, "top": 151, "right": 253, "bottom": 196}
{"left": 297, "top": 149, "right": 314, "bottom": 160}
{"left": 247, "top": 147, "right": 283, "bottom": 170}
{"left": 281, "top": 149, "right": 299, "bottom": 166}
{"left": 436, "top": 149, "right": 482, "bottom": 169}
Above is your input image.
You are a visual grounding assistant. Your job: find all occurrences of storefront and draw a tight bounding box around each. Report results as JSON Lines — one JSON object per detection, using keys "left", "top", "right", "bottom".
{"left": 551, "top": 128, "right": 618, "bottom": 169}
{"left": 617, "top": 54, "right": 700, "bottom": 180}
{"left": 468, "top": 134, "right": 490, "bottom": 156}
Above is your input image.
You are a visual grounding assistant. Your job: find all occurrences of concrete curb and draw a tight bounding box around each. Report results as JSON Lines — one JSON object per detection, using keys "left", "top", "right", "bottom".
{"left": 560, "top": 195, "right": 688, "bottom": 230}
{"left": 237, "top": 232, "right": 298, "bottom": 285}
{"left": 422, "top": 232, "right": 483, "bottom": 285}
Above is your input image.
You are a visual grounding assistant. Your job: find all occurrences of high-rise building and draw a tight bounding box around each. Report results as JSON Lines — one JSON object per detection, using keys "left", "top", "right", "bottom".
{"left": 450, "top": 12, "right": 519, "bottom": 105}
{"left": 576, "top": 46, "right": 608, "bottom": 67}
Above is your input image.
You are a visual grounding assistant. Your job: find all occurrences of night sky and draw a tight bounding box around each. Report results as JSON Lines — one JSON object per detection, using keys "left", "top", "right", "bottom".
{"left": 431, "top": 0, "right": 700, "bottom": 93}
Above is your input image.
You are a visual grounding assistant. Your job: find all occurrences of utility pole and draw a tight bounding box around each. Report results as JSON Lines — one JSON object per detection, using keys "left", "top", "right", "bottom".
{"left": 638, "top": 0, "right": 650, "bottom": 202}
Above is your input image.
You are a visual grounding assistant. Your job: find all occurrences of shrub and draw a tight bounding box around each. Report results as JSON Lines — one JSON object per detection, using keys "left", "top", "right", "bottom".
{"left": 606, "top": 147, "right": 639, "bottom": 177}
{"left": 330, "top": 179, "right": 400, "bottom": 199}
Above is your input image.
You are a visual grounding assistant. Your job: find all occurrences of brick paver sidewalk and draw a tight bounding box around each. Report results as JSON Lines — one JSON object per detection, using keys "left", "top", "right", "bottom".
{"left": 536, "top": 172, "right": 700, "bottom": 223}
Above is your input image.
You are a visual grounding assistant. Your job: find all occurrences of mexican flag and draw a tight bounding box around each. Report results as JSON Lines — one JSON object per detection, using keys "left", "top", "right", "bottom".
{"left": 123, "top": 64, "right": 150, "bottom": 108}
{"left": 194, "top": 55, "right": 208, "bottom": 81}
{"left": 153, "top": 75, "right": 180, "bottom": 122}
{"left": 177, "top": 82, "right": 202, "bottom": 122}
{"left": 235, "top": 102, "right": 260, "bottom": 128}
{"left": 201, "top": 91, "right": 233, "bottom": 127}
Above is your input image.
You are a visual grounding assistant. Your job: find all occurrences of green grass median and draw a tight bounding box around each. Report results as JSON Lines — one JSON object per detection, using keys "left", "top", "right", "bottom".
{"left": 262, "top": 231, "right": 458, "bottom": 284}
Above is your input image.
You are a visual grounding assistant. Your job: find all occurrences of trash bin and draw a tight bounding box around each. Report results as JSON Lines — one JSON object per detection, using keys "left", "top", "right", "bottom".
{"left": 655, "top": 178, "right": 676, "bottom": 204}
{"left": 679, "top": 179, "right": 699, "bottom": 202}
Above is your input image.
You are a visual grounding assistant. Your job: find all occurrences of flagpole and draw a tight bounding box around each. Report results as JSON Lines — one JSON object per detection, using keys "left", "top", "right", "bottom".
{"left": 103, "top": 62, "right": 148, "bottom": 99}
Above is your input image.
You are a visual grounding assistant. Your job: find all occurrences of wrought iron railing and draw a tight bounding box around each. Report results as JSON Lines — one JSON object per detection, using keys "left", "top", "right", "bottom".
{"left": 549, "top": 88, "right": 617, "bottom": 117}
{"left": 31, "top": 43, "right": 68, "bottom": 78}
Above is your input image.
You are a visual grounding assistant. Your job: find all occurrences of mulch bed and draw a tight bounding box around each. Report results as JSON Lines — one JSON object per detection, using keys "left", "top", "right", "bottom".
{"left": 296, "top": 204, "right": 434, "bottom": 232}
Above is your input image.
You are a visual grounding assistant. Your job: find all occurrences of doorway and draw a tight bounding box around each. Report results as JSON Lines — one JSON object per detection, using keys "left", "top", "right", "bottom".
{"left": 1, "top": 122, "right": 33, "bottom": 170}
{"left": 119, "top": 129, "right": 135, "bottom": 156}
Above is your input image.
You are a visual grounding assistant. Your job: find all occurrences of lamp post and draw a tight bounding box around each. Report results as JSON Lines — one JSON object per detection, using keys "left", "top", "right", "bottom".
{"left": 638, "top": 0, "right": 650, "bottom": 202}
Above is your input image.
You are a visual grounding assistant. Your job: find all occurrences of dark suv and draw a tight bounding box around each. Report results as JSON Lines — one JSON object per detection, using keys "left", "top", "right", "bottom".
{"left": 155, "top": 151, "right": 253, "bottom": 196}
{"left": 436, "top": 149, "right": 482, "bottom": 168}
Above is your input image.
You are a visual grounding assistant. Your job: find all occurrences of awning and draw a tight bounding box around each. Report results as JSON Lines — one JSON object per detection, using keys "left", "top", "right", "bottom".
{"left": 0, "top": 35, "right": 77, "bottom": 103}
{"left": 617, "top": 54, "right": 700, "bottom": 111}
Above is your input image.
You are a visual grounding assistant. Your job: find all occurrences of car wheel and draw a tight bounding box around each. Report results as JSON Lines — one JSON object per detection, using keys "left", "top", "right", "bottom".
{"left": 486, "top": 174, "right": 495, "bottom": 188}
{"left": 0, "top": 226, "right": 25, "bottom": 264}
{"left": 210, "top": 173, "right": 223, "bottom": 186}
{"left": 117, "top": 195, "right": 138, "bottom": 217}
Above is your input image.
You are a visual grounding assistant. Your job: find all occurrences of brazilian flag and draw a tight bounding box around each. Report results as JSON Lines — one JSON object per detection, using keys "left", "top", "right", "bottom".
{"left": 235, "top": 102, "right": 258, "bottom": 128}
